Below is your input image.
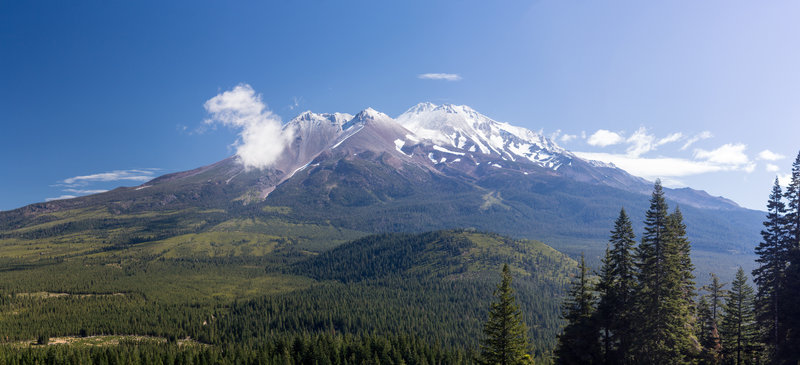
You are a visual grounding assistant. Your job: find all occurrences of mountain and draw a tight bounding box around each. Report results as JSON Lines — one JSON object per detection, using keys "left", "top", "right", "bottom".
{"left": 0, "top": 103, "right": 763, "bottom": 276}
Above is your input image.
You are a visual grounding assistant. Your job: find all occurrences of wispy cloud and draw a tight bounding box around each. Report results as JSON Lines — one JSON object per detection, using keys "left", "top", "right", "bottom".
{"left": 45, "top": 195, "right": 78, "bottom": 202}
{"left": 681, "top": 131, "right": 712, "bottom": 150}
{"left": 758, "top": 149, "right": 785, "bottom": 161}
{"left": 587, "top": 129, "right": 624, "bottom": 147}
{"left": 766, "top": 163, "right": 780, "bottom": 172}
{"left": 626, "top": 127, "right": 656, "bottom": 157}
{"left": 288, "top": 96, "right": 302, "bottom": 111}
{"left": 204, "top": 83, "right": 294, "bottom": 170}
{"left": 64, "top": 189, "right": 109, "bottom": 194}
{"left": 47, "top": 169, "right": 158, "bottom": 202}
{"left": 656, "top": 132, "right": 683, "bottom": 146}
{"left": 418, "top": 73, "right": 462, "bottom": 81}
{"left": 62, "top": 169, "right": 158, "bottom": 186}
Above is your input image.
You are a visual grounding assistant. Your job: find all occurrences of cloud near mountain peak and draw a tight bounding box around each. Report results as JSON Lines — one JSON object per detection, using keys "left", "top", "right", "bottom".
{"left": 204, "top": 84, "right": 294, "bottom": 170}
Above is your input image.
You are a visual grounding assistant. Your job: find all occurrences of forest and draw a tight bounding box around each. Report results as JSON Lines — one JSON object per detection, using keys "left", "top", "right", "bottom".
{"left": 0, "top": 153, "right": 798, "bottom": 364}
{"left": 553, "top": 152, "right": 800, "bottom": 365}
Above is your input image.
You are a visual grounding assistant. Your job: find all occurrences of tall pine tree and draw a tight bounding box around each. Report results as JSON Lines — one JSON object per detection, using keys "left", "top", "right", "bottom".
{"left": 752, "top": 178, "right": 788, "bottom": 357}
{"left": 779, "top": 151, "right": 800, "bottom": 362}
{"left": 595, "top": 208, "right": 637, "bottom": 364}
{"left": 479, "top": 264, "right": 532, "bottom": 365}
{"left": 555, "top": 255, "right": 601, "bottom": 364}
{"left": 696, "top": 296, "right": 722, "bottom": 364}
{"left": 633, "top": 180, "right": 696, "bottom": 364}
{"left": 697, "top": 273, "right": 726, "bottom": 363}
{"left": 720, "top": 267, "right": 758, "bottom": 365}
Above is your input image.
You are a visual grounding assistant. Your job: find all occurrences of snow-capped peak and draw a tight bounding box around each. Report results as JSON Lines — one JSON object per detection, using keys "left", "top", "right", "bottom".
{"left": 404, "top": 102, "right": 439, "bottom": 115}
{"left": 343, "top": 107, "right": 393, "bottom": 130}
{"left": 395, "top": 102, "right": 570, "bottom": 168}
{"left": 289, "top": 111, "right": 352, "bottom": 128}
{"left": 357, "top": 107, "right": 390, "bottom": 120}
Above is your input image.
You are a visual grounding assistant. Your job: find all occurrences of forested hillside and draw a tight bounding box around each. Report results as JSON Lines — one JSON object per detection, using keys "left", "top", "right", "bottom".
{"left": 0, "top": 229, "right": 575, "bottom": 363}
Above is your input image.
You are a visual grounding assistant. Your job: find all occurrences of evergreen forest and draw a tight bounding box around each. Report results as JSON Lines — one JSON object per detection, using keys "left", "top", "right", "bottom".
{"left": 0, "top": 152, "right": 799, "bottom": 364}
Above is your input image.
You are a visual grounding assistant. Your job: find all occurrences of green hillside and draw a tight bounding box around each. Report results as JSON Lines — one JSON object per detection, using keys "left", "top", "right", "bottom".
{"left": 0, "top": 229, "right": 575, "bottom": 362}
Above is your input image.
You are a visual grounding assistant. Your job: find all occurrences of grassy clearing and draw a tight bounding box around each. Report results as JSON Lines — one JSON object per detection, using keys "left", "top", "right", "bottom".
{"left": 13, "top": 335, "right": 205, "bottom": 347}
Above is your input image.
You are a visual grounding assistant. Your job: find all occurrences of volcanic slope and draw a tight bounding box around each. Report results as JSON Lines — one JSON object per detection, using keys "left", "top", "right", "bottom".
{"left": 0, "top": 103, "right": 762, "bottom": 277}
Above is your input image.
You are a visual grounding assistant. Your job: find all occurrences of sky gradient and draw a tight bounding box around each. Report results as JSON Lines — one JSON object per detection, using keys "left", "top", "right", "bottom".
{"left": 2, "top": 0, "right": 799, "bottom": 211}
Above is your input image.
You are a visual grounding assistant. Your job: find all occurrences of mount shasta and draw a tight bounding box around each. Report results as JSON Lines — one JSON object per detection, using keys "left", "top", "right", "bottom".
{"left": 1, "top": 103, "right": 762, "bottom": 273}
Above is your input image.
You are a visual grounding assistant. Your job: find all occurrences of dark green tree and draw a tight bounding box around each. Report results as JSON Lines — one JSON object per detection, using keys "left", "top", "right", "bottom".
{"left": 479, "top": 264, "right": 532, "bottom": 365}
{"left": 595, "top": 208, "right": 637, "bottom": 364}
{"left": 633, "top": 180, "right": 696, "bottom": 364}
{"left": 668, "top": 207, "right": 696, "bottom": 303}
{"left": 780, "top": 151, "right": 800, "bottom": 362}
{"left": 720, "top": 267, "right": 758, "bottom": 365}
{"left": 752, "top": 178, "right": 788, "bottom": 357}
{"left": 698, "top": 273, "right": 726, "bottom": 363}
{"left": 555, "top": 255, "right": 601, "bottom": 364}
{"left": 696, "top": 296, "right": 722, "bottom": 364}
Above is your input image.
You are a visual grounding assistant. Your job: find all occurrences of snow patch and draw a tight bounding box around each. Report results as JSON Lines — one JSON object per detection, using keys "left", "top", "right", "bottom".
{"left": 433, "top": 145, "right": 465, "bottom": 156}
{"left": 427, "top": 153, "right": 437, "bottom": 164}
{"left": 331, "top": 124, "right": 364, "bottom": 149}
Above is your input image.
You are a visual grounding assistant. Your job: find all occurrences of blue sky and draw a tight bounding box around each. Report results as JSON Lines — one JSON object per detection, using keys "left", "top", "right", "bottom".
{"left": 1, "top": 0, "right": 798, "bottom": 211}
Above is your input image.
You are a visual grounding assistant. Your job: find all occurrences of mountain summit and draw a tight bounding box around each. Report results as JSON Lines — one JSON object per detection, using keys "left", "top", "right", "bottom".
{"left": 0, "top": 103, "right": 761, "bottom": 264}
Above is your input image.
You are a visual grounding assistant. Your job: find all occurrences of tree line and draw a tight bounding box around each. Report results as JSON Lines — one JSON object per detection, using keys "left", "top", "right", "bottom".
{"left": 552, "top": 151, "right": 800, "bottom": 364}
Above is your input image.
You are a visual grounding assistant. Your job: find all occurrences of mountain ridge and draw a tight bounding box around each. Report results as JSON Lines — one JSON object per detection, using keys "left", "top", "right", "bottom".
{"left": 0, "top": 103, "right": 761, "bottom": 273}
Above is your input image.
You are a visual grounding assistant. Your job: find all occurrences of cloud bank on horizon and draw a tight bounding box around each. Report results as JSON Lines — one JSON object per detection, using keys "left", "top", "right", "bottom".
{"left": 570, "top": 126, "right": 787, "bottom": 188}
{"left": 204, "top": 84, "right": 294, "bottom": 170}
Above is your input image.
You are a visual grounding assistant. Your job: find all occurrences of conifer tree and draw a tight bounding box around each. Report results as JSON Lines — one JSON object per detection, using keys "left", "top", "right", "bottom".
{"left": 554, "top": 255, "right": 601, "bottom": 364}
{"left": 479, "top": 264, "right": 532, "bottom": 365}
{"left": 696, "top": 296, "right": 722, "bottom": 364}
{"left": 633, "top": 180, "right": 696, "bottom": 364}
{"left": 697, "top": 274, "right": 726, "bottom": 363}
{"left": 779, "top": 151, "right": 800, "bottom": 362}
{"left": 720, "top": 267, "right": 757, "bottom": 365}
{"left": 668, "top": 207, "right": 696, "bottom": 303}
{"left": 595, "top": 208, "right": 637, "bottom": 364}
{"left": 752, "top": 178, "right": 787, "bottom": 355}
{"left": 786, "top": 151, "right": 800, "bottom": 255}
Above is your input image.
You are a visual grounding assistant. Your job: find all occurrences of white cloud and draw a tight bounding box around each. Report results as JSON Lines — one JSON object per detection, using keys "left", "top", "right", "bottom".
{"left": 758, "top": 149, "right": 785, "bottom": 161}
{"left": 656, "top": 132, "right": 683, "bottom": 146}
{"left": 64, "top": 189, "right": 109, "bottom": 194}
{"left": 204, "top": 84, "right": 294, "bottom": 170}
{"left": 576, "top": 142, "right": 758, "bottom": 181}
{"left": 587, "top": 129, "right": 624, "bottom": 147}
{"left": 575, "top": 151, "right": 729, "bottom": 179}
{"left": 766, "top": 163, "right": 780, "bottom": 172}
{"left": 625, "top": 127, "right": 655, "bottom": 157}
{"left": 549, "top": 129, "right": 576, "bottom": 144}
{"left": 778, "top": 173, "right": 792, "bottom": 187}
{"left": 681, "top": 131, "right": 712, "bottom": 150}
{"left": 694, "top": 143, "right": 750, "bottom": 165}
{"left": 45, "top": 195, "right": 78, "bottom": 202}
{"left": 418, "top": 73, "right": 462, "bottom": 81}
{"left": 62, "top": 169, "right": 158, "bottom": 186}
